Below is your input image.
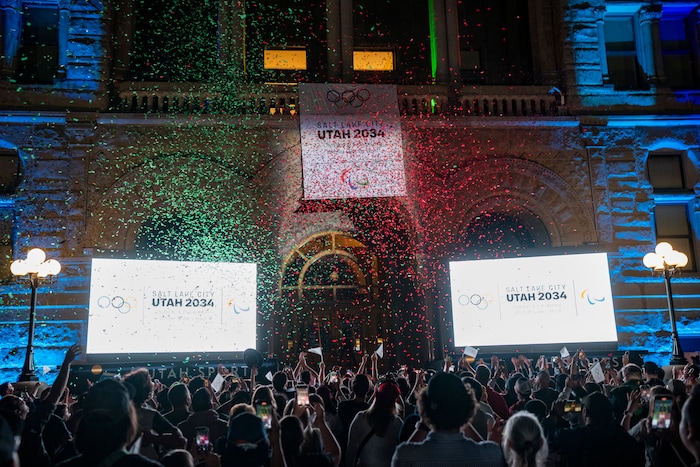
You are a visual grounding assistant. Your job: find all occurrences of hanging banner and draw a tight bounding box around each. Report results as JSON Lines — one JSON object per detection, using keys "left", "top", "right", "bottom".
{"left": 299, "top": 83, "right": 406, "bottom": 200}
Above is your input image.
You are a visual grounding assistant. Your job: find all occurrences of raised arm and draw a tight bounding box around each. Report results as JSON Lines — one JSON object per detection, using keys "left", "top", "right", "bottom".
{"left": 46, "top": 344, "right": 81, "bottom": 406}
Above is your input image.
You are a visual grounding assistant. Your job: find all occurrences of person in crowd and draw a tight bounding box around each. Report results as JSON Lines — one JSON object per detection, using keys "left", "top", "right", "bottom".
{"left": 0, "top": 383, "right": 13, "bottom": 398}
{"left": 316, "top": 385, "right": 343, "bottom": 442}
{"left": 551, "top": 391, "right": 644, "bottom": 466}
{"left": 164, "top": 383, "right": 192, "bottom": 427}
{"left": 123, "top": 368, "right": 187, "bottom": 459}
{"left": 56, "top": 378, "right": 163, "bottom": 466}
{"left": 502, "top": 411, "right": 548, "bottom": 467}
{"left": 642, "top": 362, "right": 665, "bottom": 388}
{"left": 680, "top": 384, "right": 700, "bottom": 467}
{"left": 160, "top": 449, "right": 195, "bottom": 467}
{"left": 509, "top": 378, "right": 533, "bottom": 415}
{"left": 391, "top": 372, "right": 506, "bottom": 466}
{"left": 626, "top": 385, "right": 694, "bottom": 466}
{"left": 338, "top": 373, "right": 371, "bottom": 445}
{"left": 220, "top": 411, "right": 270, "bottom": 467}
{"left": 271, "top": 372, "right": 291, "bottom": 418}
{"left": 682, "top": 365, "right": 698, "bottom": 392}
{"left": 0, "top": 344, "right": 80, "bottom": 467}
{"left": 345, "top": 379, "right": 403, "bottom": 467}
{"left": 610, "top": 364, "right": 645, "bottom": 425}
{"left": 532, "top": 371, "right": 558, "bottom": 413}
{"left": 462, "top": 376, "right": 495, "bottom": 441}
{"left": 177, "top": 387, "right": 228, "bottom": 452}
{"left": 0, "top": 411, "right": 21, "bottom": 467}
{"left": 279, "top": 415, "right": 332, "bottom": 467}
{"left": 475, "top": 364, "right": 511, "bottom": 420}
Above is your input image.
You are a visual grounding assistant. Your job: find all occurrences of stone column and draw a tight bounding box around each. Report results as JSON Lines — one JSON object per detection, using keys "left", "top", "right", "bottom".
{"left": 432, "top": 0, "right": 449, "bottom": 84}
{"left": 219, "top": 0, "right": 245, "bottom": 78}
{"left": 340, "top": 0, "right": 353, "bottom": 82}
{"left": 639, "top": 5, "right": 664, "bottom": 84}
{"left": 57, "top": 0, "right": 69, "bottom": 79}
{"left": 326, "top": 0, "right": 341, "bottom": 82}
{"left": 596, "top": 11, "right": 610, "bottom": 84}
{"left": 111, "top": 0, "right": 135, "bottom": 81}
{"left": 444, "top": 0, "right": 461, "bottom": 84}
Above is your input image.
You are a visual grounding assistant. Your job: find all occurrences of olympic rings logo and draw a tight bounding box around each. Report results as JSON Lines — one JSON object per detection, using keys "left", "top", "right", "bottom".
{"left": 326, "top": 88, "right": 370, "bottom": 108}
{"left": 97, "top": 295, "right": 134, "bottom": 314}
{"left": 458, "top": 294, "right": 490, "bottom": 310}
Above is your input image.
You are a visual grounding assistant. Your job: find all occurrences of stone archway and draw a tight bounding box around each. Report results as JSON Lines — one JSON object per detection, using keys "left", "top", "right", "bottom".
{"left": 455, "top": 156, "right": 597, "bottom": 248}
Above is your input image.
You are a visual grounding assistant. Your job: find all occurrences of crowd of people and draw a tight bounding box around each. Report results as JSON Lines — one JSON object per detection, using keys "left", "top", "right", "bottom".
{"left": 1, "top": 345, "right": 700, "bottom": 467}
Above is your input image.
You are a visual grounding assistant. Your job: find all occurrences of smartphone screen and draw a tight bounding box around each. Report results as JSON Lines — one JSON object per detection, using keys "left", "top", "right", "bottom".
{"left": 257, "top": 403, "right": 272, "bottom": 429}
{"left": 564, "top": 401, "right": 581, "bottom": 413}
{"left": 195, "top": 426, "right": 210, "bottom": 451}
{"left": 640, "top": 385, "right": 651, "bottom": 404}
{"left": 296, "top": 385, "right": 309, "bottom": 407}
{"left": 651, "top": 396, "right": 673, "bottom": 430}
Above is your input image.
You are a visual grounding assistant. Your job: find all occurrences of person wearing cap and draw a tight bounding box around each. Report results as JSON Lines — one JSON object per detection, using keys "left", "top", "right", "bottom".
{"left": 391, "top": 372, "right": 506, "bottom": 467}
{"left": 550, "top": 391, "right": 644, "bottom": 466}
{"left": 509, "top": 378, "right": 533, "bottom": 415}
{"left": 346, "top": 379, "right": 403, "bottom": 467}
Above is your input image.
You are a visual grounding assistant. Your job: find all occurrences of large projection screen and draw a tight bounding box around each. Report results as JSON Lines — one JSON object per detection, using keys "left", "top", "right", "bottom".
{"left": 449, "top": 253, "right": 618, "bottom": 350}
{"left": 87, "top": 259, "right": 257, "bottom": 357}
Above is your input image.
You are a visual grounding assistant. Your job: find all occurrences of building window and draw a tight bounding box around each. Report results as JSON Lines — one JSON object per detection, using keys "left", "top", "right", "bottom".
{"left": 659, "top": 11, "right": 698, "bottom": 89}
{"left": 648, "top": 151, "right": 698, "bottom": 273}
{"left": 17, "top": 3, "right": 59, "bottom": 84}
{"left": 604, "top": 16, "right": 645, "bottom": 90}
{"left": 352, "top": 0, "right": 430, "bottom": 83}
{"left": 353, "top": 50, "right": 394, "bottom": 71}
{"left": 456, "top": 0, "right": 533, "bottom": 85}
{"left": 264, "top": 49, "right": 308, "bottom": 71}
{"left": 245, "top": 0, "right": 326, "bottom": 83}
{"left": 647, "top": 153, "right": 689, "bottom": 192}
{"left": 130, "top": 0, "right": 219, "bottom": 82}
{"left": 653, "top": 204, "right": 696, "bottom": 272}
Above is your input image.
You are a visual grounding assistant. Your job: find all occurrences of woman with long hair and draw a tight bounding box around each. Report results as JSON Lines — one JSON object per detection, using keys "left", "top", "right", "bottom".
{"left": 345, "top": 379, "right": 402, "bottom": 467}
{"left": 502, "top": 411, "right": 548, "bottom": 467}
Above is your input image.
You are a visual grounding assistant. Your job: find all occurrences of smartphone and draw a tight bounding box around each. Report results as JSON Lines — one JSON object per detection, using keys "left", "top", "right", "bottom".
{"left": 651, "top": 395, "right": 673, "bottom": 430}
{"left": 329, "top": 371, "right": 338, "bottom": 384}
{"left": 640, "top": 385, "right": 651, "bottom": 405}
{"left": 256, "top": 403, "right": 273, "bottom": 429}
{"left": 296, "top": 385, "right": 310, "bottom": 407}
{"left": 195, "top": 426, "right": 210, "bottom": 451}
{"left": 564, "top": 401, "right": 582, "bottom": 413}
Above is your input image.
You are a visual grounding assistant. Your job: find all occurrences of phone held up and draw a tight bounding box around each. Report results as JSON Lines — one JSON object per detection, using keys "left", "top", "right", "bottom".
{"left": 650, "top": 395, "right": 673, "bottom": 431}
{"left": 256, "top": 402, "right": 273, "bottom": 430}
{"left": 564, "top": 400, "right": 582, "bottom": 413}
{"left": 296, "top": 384, "right": 310, "bottom": 407}
{"left": 195, "top": 426, "right": 210, "bottom": 452}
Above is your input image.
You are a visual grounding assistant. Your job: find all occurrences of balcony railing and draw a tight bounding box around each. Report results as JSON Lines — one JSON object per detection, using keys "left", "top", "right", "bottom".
{"left": 114, "top": 82, "right": 562, "bottom": 117}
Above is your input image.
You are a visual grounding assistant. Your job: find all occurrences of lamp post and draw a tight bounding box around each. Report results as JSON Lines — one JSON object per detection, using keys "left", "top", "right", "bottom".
{"left": 10, "top": 248, "right": 61, "bottom": 382}
{"left": 643, "top": 242, "right": 688, "bottom": 366}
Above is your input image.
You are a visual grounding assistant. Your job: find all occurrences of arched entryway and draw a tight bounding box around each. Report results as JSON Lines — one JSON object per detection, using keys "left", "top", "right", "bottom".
{"left": 276, "top": 231, "right": 387, "bottom": 368}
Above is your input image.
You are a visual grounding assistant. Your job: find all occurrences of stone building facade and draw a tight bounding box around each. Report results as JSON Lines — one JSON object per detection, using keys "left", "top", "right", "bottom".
{"left": 0, "top": 0, "right": 699, "bottom": 381}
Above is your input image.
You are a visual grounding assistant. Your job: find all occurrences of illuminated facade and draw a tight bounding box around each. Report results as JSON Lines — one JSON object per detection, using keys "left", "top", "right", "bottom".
{"left": 0, "top": 0, "right": 699, "bottom": 380}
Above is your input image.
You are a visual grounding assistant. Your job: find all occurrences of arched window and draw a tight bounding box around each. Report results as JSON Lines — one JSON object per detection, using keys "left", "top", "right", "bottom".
{"left": 279, "top": 231, "right": 378, "bottom": 302}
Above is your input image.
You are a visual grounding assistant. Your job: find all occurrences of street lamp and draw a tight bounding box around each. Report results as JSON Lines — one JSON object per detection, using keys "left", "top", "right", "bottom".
{"left": 643, "top": 242, "right": 688, "bottom": 366}
{"left": 10, "top": 248, "right": 61, "bottom": 381}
